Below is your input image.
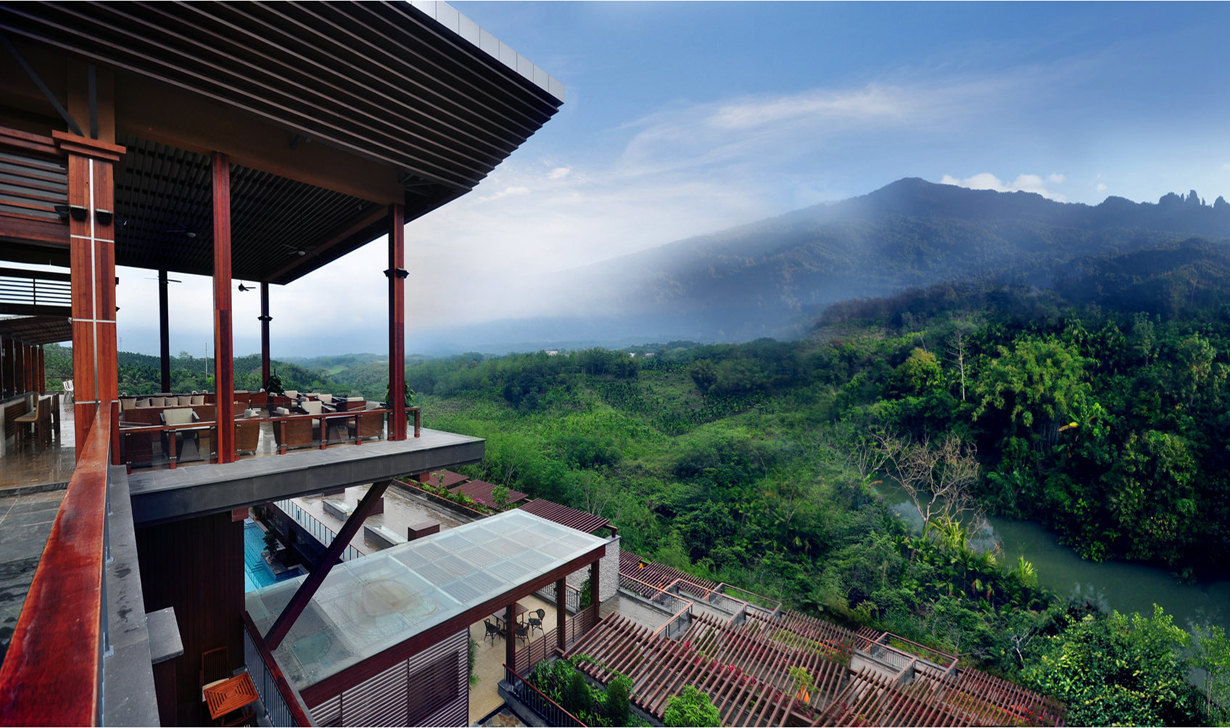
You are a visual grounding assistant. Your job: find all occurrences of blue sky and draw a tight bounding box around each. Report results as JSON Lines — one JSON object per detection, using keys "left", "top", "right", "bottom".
{"left": 115, "top": 2, "right": 1230, "bottom": 357}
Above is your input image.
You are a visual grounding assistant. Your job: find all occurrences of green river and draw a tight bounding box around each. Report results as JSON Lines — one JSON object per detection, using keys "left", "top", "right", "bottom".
{"left": 874, "top": 483, "right": 1230, "bottom": 636}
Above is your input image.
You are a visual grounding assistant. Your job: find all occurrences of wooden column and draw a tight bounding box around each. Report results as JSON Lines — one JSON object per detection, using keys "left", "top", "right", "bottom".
{"left": 556, "top": 577, "right": 568, "bottom": 651}
{"left": 387, "top": 204, "right": 406, "bottom": 440}
{"left": 57, "top": 131, "right": 123, "bottom": 452}
{"left": 2, "top": 336, "right": 13, "bottom": 398}
{"left": 589, "top": 559, "right": 601, "bottom": 610}
{"left": 158, "top": 269, "right": 171, "bottom": 393}
{"left": 17, "top": 344, "right": 27, "bottom": 395}
{"left": 37, "top": 345, "right": 44, "bottom": 394}
{"left": 212, "top": 152, "right": 235, "bottom": 462}
{"left": 6, "top": 337, "right": 16, "bottom": 398}
{"left": 505, "top": 603, "right": 517, "bottom": 670}
{"left": 259, "top": 282, "right": 271, "bottom": 386}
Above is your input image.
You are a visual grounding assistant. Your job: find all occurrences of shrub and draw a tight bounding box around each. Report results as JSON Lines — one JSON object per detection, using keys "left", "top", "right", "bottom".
{"left": 605, "top": 675, "right": 632, "bottom": 726}
{"left": 564, "top": 666, "right": 592, "bottom": 717}
{"left": 663, "top": 685, "right": 720, "bottom": 727}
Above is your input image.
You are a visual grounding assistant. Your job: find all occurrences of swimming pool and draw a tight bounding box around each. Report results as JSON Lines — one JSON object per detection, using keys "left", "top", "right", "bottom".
{"left": 244, "top": 520, "right": 298, "bottom": 592}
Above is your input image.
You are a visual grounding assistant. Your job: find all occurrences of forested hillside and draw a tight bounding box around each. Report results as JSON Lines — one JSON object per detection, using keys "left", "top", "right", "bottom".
{"left": 43, "top": 237, "right": 1230, "bottom": 723}
{"left": 403, "top": 241, "right": 1230, "bottom": 725}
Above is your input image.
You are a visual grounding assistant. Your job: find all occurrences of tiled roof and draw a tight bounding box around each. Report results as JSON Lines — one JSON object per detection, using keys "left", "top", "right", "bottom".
{"left": 519, "top": 499, "right": 609, "bottom": 535}
{"left": 449, "top": 479, "right": 527, "bottom": 510}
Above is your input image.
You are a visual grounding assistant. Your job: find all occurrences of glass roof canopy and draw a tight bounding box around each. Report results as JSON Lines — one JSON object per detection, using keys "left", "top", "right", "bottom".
{"left": 245, "top": 509, "right": 607, "bottom": 692}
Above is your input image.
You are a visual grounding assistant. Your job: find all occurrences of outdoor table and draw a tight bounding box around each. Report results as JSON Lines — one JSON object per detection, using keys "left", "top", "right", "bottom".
{"left": 203, "top": 671, "right": 259, "bottom": 721}
{"left": 490, "top": 602, "right": 528, "bottom": 629}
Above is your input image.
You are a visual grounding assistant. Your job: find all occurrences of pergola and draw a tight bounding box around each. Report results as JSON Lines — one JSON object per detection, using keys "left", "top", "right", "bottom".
{"left": 0, "top": 3, "right": 564, "bottom": 725}
{"left": 0, "top": 1, "right": 563, "bottom": 453}
{"left": 565, "top": 554, "right": 1068, "bottom": 728}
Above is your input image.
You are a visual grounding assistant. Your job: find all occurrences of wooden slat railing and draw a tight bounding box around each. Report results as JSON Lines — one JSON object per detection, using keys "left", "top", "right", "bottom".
{"left": 0, "top": 402, "right": 112, "bottom": 726}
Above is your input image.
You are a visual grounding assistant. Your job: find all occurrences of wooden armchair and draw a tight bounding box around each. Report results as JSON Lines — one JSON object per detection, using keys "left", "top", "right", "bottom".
{"left": 272, "top": 407, "right": 315, "bottom": 453}
{"left": 349, "top": 404, "right": 385, "bottom": 442}
{"left": 235, "top": 417, "right": 261, "bottom": 456}
{"left": 161, "top": 407, "right": 202, "bottom": 465}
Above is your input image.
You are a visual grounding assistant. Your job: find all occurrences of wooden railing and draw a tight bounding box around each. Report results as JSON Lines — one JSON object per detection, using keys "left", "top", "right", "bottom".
{"left": 0, "top": 402, "right": 112, "bottom": 726}
{"left": 116, "top": 404, "right": 420, "bottom": 470}
{"left": 515, "top": 603, "right": 599, "bottom": 676}
{"left": 504, "top": 664, "right": 588, "bottom": 727}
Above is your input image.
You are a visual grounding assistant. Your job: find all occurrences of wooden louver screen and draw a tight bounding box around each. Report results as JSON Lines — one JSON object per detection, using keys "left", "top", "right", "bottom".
{"left": 0, "top": 127, "right": 68, "bottom": 247}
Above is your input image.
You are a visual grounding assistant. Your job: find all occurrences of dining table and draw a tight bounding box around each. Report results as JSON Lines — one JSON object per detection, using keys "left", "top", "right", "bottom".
{"left": 490, "top": 602, "right": 528, "bottom": 629}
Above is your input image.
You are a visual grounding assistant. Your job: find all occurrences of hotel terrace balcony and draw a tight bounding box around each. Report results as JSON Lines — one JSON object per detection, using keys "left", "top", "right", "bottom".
{"left": 0, "top": 2, "right": 565, "bottom": 725}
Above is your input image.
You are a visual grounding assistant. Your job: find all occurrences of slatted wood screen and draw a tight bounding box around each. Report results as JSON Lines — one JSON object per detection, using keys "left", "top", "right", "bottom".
{"left": 309, "top": 629, "right": 467, "bottom": 727}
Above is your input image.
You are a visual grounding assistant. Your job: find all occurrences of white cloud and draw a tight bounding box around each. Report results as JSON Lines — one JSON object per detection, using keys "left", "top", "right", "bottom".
{"left": 477, "top": 185, "right": 530, "bottom": 203}
{"left": 707, "top": 84, "right": 909, "bottom": 131}
{"left": 614, "top": 76, "right": 1014, "bottom": 180}
{"left": 547, "top": 166, "right": 572, "bottom": 180}
{"left": 1096, "top": 182, "right": 1108, "bottom": 192}
{"left": 940, "top": 172, "right": 1067, "bottom": 201}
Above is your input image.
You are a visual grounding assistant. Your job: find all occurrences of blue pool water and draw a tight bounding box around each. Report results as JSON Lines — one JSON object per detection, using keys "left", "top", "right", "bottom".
{"left": 244, "top": 521, "right": 298, "bottom": 592}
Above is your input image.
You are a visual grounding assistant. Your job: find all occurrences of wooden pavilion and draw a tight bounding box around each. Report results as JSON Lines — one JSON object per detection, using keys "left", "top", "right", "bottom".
{"left": 0, "top": 3, "right": 566, "bottom": 725}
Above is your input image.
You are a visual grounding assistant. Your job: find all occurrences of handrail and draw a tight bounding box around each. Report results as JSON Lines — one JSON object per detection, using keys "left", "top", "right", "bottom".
{"left": 0, "top": 402, "right": 112, "bottom": 726}
{"left": 242, "top": 611, "right": 313, "bottom": 726}
{"left": 504, "top": 664, "right": 588, "bottom": 727}
{"left": 619, "top": 572, "right": 695, "bottom": 639}
{"left": 273, "top": 498, "right": 365, "bottom": 562}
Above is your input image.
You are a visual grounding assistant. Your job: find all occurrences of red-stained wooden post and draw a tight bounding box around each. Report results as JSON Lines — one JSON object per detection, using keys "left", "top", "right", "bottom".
{"left": 505, "top": 603, "right": 517, "bottom": 670}
{"left": 556, "top": 577, "right": 567, "bottom": 651}
{"left": 21, "top": 342, "right": 29, "bottom": 393}
{"left": 213, "top": 152, "right": 235, "bottom": 462}
{"left": 589, "top": 558, "right": 601, "bottom": 612}
{"left": 387, "top": 204, "right": 406, "bottom": 440}
{"left": 37, "top": 345, "right": 44, "bottom": 394}
{"left": 55, "top": 132, "right": 123, "bottom": 454}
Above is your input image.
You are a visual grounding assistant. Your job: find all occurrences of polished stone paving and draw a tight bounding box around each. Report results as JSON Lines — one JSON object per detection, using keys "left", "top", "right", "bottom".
{"left": 0, "top": 487, "right": 66, "bottom": 667}
{"left": 0, "top": 397, "right": 75, "bottom": 493}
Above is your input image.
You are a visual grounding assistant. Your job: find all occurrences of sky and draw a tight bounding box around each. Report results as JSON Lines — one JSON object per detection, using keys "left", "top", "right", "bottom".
{"left": 111, "top": 1, "right": 1230, "bottom": 358}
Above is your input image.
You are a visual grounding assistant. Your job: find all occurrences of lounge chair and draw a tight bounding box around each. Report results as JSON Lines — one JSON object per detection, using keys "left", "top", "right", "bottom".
{"left": 161, "top": 407, "right": 202, "bottom": 465}
{"left": 349, "top": 402, "right": 385, "bottom": 442}
{"left": 272, "top": 406, "right": 315, "bottom": 453}
{"left": 235, "top": 412, "right": 261, "bottom": 456}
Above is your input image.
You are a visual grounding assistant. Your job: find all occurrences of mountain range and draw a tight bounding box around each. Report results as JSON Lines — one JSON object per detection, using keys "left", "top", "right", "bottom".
{"left": 413, "top": 178, "right": 1230, "bottom": 353}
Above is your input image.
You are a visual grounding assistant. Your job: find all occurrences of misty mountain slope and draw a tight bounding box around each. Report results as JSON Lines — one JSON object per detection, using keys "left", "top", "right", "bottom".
{"left": 548, "top": 178, "right": 1230, "bottom": 343}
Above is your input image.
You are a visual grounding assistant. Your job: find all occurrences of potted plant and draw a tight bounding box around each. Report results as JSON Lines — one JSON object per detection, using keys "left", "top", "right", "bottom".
{"left": 263, "top": 371, "right": 286, "bottom": 413}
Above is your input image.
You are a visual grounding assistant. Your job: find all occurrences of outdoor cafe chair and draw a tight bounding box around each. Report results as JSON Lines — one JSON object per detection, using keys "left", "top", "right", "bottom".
{"left": 484, "top": 619, "right": 502, "bottom": 643}
{"left": 527, "top": 608, "right": 545, "bottom": 635}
